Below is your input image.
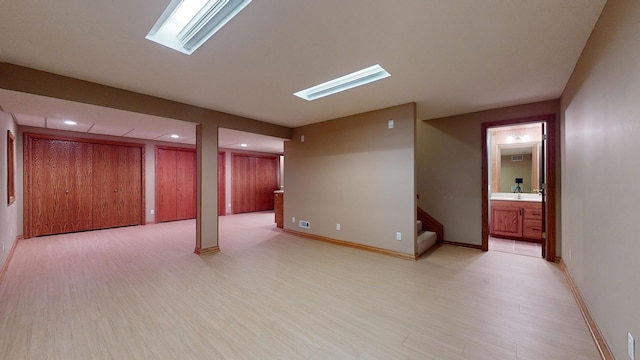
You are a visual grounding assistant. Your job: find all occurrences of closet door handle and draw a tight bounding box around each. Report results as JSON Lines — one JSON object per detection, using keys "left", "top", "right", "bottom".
{"left": 114, "top": 189, "right": 118, "bottom": 192}
{"left": 65, "top": 190, "right": 69, "bottom": 194}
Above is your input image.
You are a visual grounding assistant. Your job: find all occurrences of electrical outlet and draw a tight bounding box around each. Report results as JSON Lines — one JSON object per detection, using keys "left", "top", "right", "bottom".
{"left": 396, "top": 232, "right": 402, "bottom": 241}
{"left": 629, "top": 333, "right": 635, "bottom": 360}
{"left": 292, "top": 217, "right": 295, "bottom": 223}
{"left": 388, "top": 119, "right": 394, "bottom": 129}
{"left": 150, "top": 209, "right": 155, "bottom": 215}
{"left": 336, "top": 224, "right": 340, "bottom": 231}
{"left": 569, "top": 247, "right": 572, "bottom": 260}
{"left": 301, "top": 135, "right": 305, "bottom": 142}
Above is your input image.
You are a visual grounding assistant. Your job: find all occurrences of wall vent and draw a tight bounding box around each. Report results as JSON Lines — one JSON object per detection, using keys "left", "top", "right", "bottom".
{"left": 299, "top": 220, "right": 310, "bottom": 229}
{"left": 511, "top": 154, "right": 524, "bottom": 161}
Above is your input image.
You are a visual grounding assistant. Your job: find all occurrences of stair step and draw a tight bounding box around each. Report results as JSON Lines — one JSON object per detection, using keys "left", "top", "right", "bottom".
{"left": 417, "top": 230, "right": 437, "bottom": 256}
{"left": 416, "top": 220, "right": 423, "bottom": 233}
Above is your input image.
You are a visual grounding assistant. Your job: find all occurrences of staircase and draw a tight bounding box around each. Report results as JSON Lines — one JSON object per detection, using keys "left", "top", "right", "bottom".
{"left": 416, "top": 220, "right": 438, "bottom": 256}
{"left": 416, "top": 207, "right": 444, "bottom": 257}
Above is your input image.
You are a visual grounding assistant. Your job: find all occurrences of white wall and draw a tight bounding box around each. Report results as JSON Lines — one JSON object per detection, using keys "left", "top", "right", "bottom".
{"left": 560, "top": 0, "right": 640, "bottom": 357}
{"left": 0, "top": 111, "right": 19, "bottom": 269}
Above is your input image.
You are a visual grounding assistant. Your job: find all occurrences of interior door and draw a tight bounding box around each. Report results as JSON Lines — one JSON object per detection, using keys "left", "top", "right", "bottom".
{"left": 540, "top": 122, "right": 547, "bottom": 258}
{"left": 156, "top": 148, "right": 178, "bottom": 222}
{"left": 232, "top": 154, "right": 256, "bottom": 213}
{"left": 29, "top": 138, "right": 93, "bottom": 236}
{"left": 218, "top": 152, "right": 226, "bottom": 216}
{"left": 92, "top": 144, "right": 120, "bottom": 229}
{"left": 176, "top": 150, "right": 196, "bottom": 220}
{"left": 255, "top": 156, "right": 278, "bottom": 211}
{"left": 117, "top": 145, "right": 143, "bottom": 226}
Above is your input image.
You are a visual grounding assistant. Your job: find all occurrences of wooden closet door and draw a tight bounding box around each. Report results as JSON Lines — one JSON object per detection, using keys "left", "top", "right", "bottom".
{"left": 92, "top": 144, "right": 120, "bottom": 229}
{"left": 29, "top": 138, "right": 59, "bottom": 236}
{"left": 176, "top": 150, "right": 196, "bottom": 220}
{"left": 255, "top": 157, "right": 278, "bottom": 211}
{"left": 29, "top": 138, "right": 93, "bottom": 236}
{"left": 232, "top": 154, "right": 256, "bottom": 213}
{"left": 117, "top": 145, "right": 143, "bottom": 226}
{"left": 64, "top": 141, "right": 94, "bottom": 233}
{"left": 93, "top": 144, "right": 142, "bottom": 229}
{"left": 218, "top": 152, "right": 226, "bottom": 216}
{"left": 156, "top": 148, "right": 178, "bottom": 222}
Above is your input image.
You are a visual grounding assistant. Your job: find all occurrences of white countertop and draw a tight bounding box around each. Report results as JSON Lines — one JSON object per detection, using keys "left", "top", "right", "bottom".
{"left": 490, "top": 193, "right": 542, "bottom": 202}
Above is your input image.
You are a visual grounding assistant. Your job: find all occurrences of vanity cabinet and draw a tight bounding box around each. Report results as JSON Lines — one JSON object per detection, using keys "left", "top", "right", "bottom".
{"left": 490, "top": 200, "right": 542, "bottom": 241}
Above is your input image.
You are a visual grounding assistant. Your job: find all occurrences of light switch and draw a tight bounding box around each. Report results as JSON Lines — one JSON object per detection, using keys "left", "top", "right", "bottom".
{"left": 388, "top": 120, "right": 394, "bottom": 129}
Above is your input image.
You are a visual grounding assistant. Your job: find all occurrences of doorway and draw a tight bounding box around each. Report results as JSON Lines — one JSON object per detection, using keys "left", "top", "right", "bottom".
{"left": 481, "top": 114, "right": 556, "bottom": 261}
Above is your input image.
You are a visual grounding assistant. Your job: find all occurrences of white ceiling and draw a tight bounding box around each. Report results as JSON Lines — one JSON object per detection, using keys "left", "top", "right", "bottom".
{"left": 0, "top": 0, "right": 605, "bottom": 135}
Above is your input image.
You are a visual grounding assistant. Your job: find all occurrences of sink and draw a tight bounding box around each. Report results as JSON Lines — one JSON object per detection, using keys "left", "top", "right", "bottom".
{"left": 490, "top": 192, "right": 542, "bottom": 202}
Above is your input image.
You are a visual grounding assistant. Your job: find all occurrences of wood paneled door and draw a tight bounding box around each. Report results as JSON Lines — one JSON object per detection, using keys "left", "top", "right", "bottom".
{"left": 218, "top": 151, "right": 226, "bottom": 216}
{"left": 155, "top": 147, "right": 196, "bottom": 222}
{"left": 26, "top": 137, "right": 94, "bottom": 236}
{"left": 93, "top": 144, "right": 143, "bottom": 229}
{"left": 24, "top": 133, "right": 145, "bottom": 238}
{"left": 231, "top": 154, "right": 278, "bottom": 214}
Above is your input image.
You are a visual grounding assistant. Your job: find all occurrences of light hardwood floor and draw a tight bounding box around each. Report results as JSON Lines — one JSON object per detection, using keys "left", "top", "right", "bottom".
{"left": 489, "top": 237, "right": 542, "bottom": 258}
{"left": 0, "top": 212, "right": 601, "bottom": 359}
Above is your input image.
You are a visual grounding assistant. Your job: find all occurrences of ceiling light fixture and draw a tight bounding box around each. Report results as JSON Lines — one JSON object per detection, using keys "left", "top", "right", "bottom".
{"left": 146, "top": 0, "right": 252, "bottom": 55}
{"left": 240, "top": 143, "right": 248, "bottom": 147}
{"left": 170, "top": 134, "right": 180, "bottom": 138}
{"left": 63, "top": 120, "right": 77, "bottom": 125}
{"left": 294, "top": 64, "right": 391, "bottom": 101}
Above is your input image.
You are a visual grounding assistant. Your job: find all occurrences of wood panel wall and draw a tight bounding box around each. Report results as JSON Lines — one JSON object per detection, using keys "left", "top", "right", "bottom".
{"left": 24, "top": 134, "right": 145, "bottom": 238}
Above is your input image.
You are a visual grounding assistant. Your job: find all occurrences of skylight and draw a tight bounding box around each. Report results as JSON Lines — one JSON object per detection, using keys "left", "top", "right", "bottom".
{"left": 146, "top": 0, "right": 252, "bottom": 55}
{"left": 294, "top": 65, "right": 391, "bottom": 101}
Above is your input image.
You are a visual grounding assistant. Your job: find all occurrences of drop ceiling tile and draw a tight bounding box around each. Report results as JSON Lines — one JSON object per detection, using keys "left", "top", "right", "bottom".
{"left": 47, "top": 117, "right": 93, "bottom": 132}
{"left": 88, "top": 124, "right": 133, "bottom": 137}
{"left": 123, "top": 129, "right": 165, "bottom": 140}
{"left": 154, "top": 133, "right": 189, "bottom": 143}
{"left": 13, "top": 113, "right": 45, "bottom": 127}
{"left": 179, "top": 137, "right": 196, "bottom": 145}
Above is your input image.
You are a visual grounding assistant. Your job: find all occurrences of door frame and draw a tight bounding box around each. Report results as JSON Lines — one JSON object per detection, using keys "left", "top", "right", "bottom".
{"left": 481, "top": 114, "right": 556, "bottom": 261}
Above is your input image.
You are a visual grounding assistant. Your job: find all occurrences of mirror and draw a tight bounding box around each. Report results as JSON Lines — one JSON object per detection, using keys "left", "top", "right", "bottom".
{"left": 496, "top": 143, "right": 540, "bottom": 193}
{"left": 489, "top": 124, "right": 543, "bottom": 194}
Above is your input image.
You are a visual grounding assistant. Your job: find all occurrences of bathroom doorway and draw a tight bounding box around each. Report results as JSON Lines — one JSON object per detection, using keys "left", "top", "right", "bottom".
{"left": 481, "top": 114, "right": 556, "bottom": 261}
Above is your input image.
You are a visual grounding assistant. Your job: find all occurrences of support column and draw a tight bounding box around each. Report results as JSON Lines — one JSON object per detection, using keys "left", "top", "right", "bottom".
{"left": 195, "top": 123, "right": 220, "bottom": 255}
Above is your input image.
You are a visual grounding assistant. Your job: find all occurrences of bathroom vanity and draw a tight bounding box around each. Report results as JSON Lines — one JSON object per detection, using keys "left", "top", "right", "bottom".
{"left": 490, "top": 195, "right": 542, "bottom": 241}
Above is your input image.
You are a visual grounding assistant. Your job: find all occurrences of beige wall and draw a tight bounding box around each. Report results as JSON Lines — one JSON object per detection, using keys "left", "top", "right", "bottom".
{"left": 284, "top": 103, "right": 416, "bottom": 255}
{"left": 560, "top": 0, "right": 640, "bottom": 357}
{"left": 417, "top": 100, "right": 560, "bottom": 248}
{"left": 0, "top": 111, "right": 19, "bottom": 269}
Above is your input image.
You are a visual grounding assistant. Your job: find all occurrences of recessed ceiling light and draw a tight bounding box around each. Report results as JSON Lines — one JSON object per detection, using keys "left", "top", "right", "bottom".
{"left": 240, "top": 143, "right": 248, "bottom": 147}
{"left": 170, "top": 134, "right": 180, "bottom": 139}
{"left": 294, "top": 64, "right": 391, "bottom": 101}
{"left": 146, "top": 0, "right": 252, "bottom": 55}
{"left": 63, "top": 120, "right": 77, "bottom": 125}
